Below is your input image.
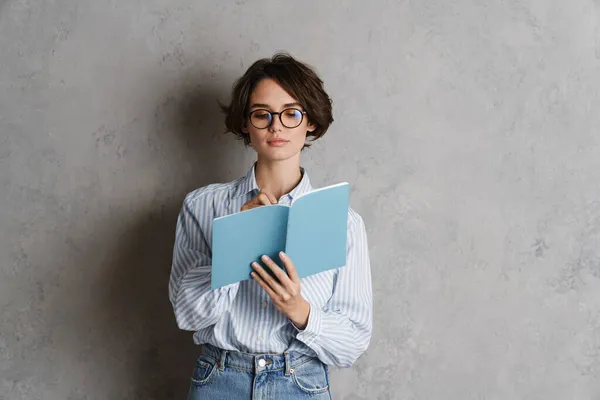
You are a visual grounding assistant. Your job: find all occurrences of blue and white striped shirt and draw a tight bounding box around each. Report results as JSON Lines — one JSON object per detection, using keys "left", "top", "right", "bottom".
{"left": 168, "top": 165, "right": 372, "bottom": 367}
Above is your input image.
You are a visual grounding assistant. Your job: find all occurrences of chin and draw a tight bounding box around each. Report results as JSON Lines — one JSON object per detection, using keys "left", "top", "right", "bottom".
{"left": 256, "top": 147, "right": 300, "bottom": 162}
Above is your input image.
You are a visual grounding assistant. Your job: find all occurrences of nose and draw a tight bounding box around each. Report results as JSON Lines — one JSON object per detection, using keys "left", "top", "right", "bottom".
{"left": 268, "top": 114, "right": 284, "bottom": 132}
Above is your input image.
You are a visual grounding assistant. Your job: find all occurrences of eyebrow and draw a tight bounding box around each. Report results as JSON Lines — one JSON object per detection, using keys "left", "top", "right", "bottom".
{"left": 249, "top": 102, "right": 303, "bottom": 110}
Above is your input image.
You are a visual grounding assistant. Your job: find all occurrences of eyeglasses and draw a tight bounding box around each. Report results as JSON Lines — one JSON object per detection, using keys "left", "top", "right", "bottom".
{"left": 246, "top": 108, "right": 307, "bottom": 129}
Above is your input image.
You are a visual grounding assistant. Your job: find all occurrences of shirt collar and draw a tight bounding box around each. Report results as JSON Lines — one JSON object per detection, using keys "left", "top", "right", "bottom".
{"left": 233, "top": 163, "right": 313, "bottom": 200}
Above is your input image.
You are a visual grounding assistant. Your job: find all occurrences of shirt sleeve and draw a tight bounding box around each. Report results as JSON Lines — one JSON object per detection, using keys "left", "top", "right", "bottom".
{"left": 168, "top": 192, "right": 240, "bottom": 331}
{"left": 294, "top": 212, "right": 373, "bottom": 367}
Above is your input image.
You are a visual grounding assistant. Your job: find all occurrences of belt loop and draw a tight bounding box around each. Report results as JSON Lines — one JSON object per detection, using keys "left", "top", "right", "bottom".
{"left": 218, "top": 349, "right": 227, "bottom": 371}
{"left": 284, "top": 352, "right": 291, "bottom": 376}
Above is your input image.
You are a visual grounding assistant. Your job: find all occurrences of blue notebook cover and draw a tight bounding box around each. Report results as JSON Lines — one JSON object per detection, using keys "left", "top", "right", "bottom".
{"left": 211, "top": 182, "right": 350, "bottom": 289}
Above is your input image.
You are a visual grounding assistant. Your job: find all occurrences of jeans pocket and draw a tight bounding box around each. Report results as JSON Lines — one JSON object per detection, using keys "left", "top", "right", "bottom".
{"left": 290, "top": 359, "right": 330, "bottom": 395}
{"left": 190, "top": 356, "right": 219, "bottom": 386}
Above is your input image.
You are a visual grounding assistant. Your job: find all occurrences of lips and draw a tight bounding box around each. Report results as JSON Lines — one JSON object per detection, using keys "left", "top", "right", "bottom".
{"left": 267, "top": 138, "right": 289, "bottom": 146}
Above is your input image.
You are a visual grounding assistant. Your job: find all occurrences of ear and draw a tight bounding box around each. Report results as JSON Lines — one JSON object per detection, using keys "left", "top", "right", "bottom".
{"left": 241, "top": 121, "right": 249, "bottom": 134}
{"left": 307, "top": 121, "right": 317, "bottom": 133}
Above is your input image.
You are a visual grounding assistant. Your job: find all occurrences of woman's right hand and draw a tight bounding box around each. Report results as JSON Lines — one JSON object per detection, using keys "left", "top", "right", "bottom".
{"left": 241, "top": 190, "right": 277, "bottom": 211}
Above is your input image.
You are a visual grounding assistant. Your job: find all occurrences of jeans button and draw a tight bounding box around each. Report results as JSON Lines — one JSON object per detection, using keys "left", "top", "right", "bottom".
{"left": 258, "top": 359, "right": 266, "bottom": 367}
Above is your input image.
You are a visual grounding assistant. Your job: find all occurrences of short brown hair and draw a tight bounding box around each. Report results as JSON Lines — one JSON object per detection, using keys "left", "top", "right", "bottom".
{"left": 221, "top": 52, "right": 333, "bottom": 147}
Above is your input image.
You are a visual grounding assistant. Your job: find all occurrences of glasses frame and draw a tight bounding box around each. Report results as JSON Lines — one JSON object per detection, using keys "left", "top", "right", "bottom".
{"left": 246, "top": 108, "right": 307, "bottom": 129}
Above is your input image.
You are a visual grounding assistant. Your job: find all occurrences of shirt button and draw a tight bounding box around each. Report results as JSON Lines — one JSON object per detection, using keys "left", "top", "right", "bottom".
{"left": 262, "top": 301, "right": 267, "bottom": 309}
{"left": 258, "top": 359, "right": 266, "bottom": 367}
{"left": 257, "top": 335, "right": 263, "bottom": 341}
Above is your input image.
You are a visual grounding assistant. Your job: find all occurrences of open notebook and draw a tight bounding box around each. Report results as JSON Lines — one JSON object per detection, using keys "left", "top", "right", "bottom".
{"left": 211, "top": 182, "right": 349, "bottom": 289}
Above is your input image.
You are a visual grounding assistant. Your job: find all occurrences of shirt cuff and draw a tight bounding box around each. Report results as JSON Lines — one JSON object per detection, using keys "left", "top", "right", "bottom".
{"left": 294, "top": 303, "right": 323, "bottom": 346}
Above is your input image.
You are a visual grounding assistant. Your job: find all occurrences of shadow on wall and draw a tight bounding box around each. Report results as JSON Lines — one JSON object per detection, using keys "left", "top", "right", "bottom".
{"left": 94, "top": 76, "right": 239, "bottom": 399}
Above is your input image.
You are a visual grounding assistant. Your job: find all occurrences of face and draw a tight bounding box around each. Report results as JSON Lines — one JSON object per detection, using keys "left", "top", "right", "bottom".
{"left": 242, "top": 78, "right": 316, "bottom": 162}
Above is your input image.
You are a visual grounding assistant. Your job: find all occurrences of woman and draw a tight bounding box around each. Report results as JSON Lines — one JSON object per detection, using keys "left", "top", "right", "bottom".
{"left": 169, "top": 52, "right": 372, "bottom": 399}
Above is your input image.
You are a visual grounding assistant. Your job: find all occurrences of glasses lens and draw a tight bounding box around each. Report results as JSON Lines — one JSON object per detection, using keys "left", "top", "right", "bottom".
{"left": 281, "top": 109, "right": 303, "bottom": 128}
{"left": 250, "top": 110, "right": 272, "bottom": 129}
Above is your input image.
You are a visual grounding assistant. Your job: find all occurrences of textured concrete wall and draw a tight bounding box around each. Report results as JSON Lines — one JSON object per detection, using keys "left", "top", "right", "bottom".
{"left": 2, "top": 1, "right": 600, "bottom": 399}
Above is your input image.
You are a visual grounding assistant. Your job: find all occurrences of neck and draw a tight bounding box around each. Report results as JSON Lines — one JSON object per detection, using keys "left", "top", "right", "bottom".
{"left": 254, "top": 156, "right": 302, "bottom": 200}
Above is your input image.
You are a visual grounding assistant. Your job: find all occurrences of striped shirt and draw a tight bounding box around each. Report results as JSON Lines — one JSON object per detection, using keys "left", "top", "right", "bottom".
{"left": 168, "top": 165, "right": 372, "bottom": 368}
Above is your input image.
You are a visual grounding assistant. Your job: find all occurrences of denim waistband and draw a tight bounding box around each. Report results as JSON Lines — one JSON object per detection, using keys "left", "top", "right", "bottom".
{"left": 200, "top": 343, "right": 317, "bottom": 375}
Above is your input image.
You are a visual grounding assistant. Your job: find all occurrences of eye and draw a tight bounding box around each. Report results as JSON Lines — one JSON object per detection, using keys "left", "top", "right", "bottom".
{"left": 253, "top": 111, "right": 270, "bottom": 119}
{"left": 285, "top": 110, "right": 302, "bottom": 118}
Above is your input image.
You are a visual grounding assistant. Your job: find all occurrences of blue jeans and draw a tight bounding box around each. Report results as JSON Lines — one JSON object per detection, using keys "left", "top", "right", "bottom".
{"left": 187, "top": 343, "right": 333, "bottom": 399}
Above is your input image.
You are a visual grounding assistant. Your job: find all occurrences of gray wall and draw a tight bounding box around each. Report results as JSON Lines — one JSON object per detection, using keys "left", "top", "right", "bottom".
{"left": 2, "top": 0, "right": 599, "bottom": 399}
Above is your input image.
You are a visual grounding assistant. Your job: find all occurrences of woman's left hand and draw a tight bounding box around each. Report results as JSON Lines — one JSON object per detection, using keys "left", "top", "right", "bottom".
{"left": 251, "top": 252, "right": 310, "bottom": 330}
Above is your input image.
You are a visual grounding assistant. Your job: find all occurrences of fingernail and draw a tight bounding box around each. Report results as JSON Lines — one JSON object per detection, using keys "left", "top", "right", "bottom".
{"left": 261, "top": 255, "right": 269, "bottom": 261}
{"left": 279, "top": 251, "right": 286, "bottom": 258}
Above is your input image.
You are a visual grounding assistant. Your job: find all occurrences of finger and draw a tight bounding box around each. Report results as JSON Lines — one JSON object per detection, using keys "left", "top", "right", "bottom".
{"left": 251, "top": 261, "right": 286, "bottom": 296}
{"left": 251, "top": 271, "right": 279, "bottom": 300}
{"left": 257, "top": 193, "right": 272, "bottom": 206}
{"left": 241, "top": 198, "right": 255, "bottom": 211}
{"left": 260, "top": 255, "right": 293, "bottom": 290}
{"left": 258, "top": 190, "right": 277, "bottom": 205}
{"left": 279, "top": 252, "right": 300, "bottom": 282}
{"left": 241, "top": 196, "right": 263, "bottom": 211}
{"left": 264, "top": 192, "right": 278, "bottom": 204}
